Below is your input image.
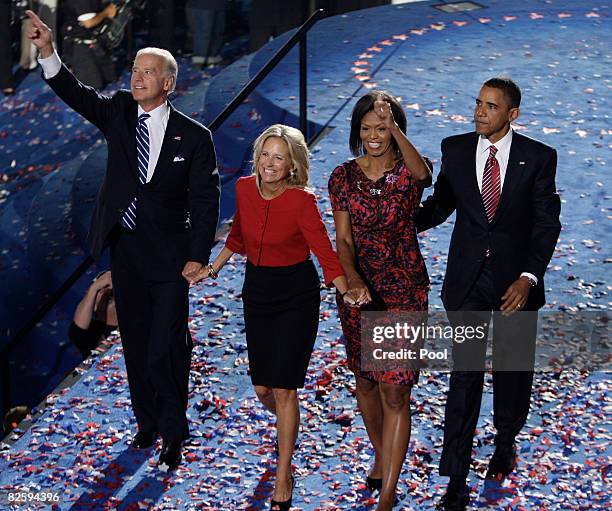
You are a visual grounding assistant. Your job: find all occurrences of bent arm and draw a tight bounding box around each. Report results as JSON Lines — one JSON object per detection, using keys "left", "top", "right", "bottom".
{"left": 73, "top": 287, "right": 99, "bottom": 330}
{"left": 73, "top": 272, "right": 111, "bottom": 329}
{"left": 390, "top": 123, "right": 432, "bottom": 185}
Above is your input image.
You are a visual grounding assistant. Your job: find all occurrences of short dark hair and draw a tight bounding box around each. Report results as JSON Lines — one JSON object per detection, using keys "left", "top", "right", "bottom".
{"left": 349, "top": 91, "right": 407, "bottom": 157}
{"left": 483, "top": 77, "right": 521, "bottom": 109}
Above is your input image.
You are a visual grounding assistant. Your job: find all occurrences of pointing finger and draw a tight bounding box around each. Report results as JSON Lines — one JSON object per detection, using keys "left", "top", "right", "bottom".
{"left": 25, "top": 10, "right": 43, "bottom": 26}
{"left": 25, "top": 9, "right": 41, "bottom": 22}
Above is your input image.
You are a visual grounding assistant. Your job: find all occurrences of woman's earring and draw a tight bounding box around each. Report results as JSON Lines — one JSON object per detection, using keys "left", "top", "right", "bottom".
{"left": 290, "top": 169, "right": 297, "bottom": 178}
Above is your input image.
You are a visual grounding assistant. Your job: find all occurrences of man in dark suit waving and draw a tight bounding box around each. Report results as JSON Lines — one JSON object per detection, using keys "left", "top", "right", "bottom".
{"left": 417, "top": 77, "right": 561, "bottom": 510}
{"left": 26, "top": 11, "right": 220, "bottom": 472}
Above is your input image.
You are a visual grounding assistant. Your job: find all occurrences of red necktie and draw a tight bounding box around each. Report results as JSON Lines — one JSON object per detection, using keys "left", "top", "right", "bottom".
{"left": 482, "top": 145, "right": 501, "bottom": 223}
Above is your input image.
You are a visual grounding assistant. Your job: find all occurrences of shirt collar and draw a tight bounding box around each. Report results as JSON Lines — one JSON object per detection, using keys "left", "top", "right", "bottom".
{"left": 137, "top": 101, "right": 169, "bottom": 123}
{"left": 478, "top": 126, "right": 513, "bottom": 154}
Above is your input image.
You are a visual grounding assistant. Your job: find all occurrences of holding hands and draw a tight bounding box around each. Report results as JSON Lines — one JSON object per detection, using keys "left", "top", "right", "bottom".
{"left": 344, "top": 276, "right": 371, "bottom": 307}
{"left": 182, "top": 261, "right": 204, "bottom": 284}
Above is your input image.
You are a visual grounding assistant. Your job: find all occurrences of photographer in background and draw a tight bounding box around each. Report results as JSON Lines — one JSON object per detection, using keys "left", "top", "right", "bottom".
{"left": 69, "top": 271, "right": 118, "bottom": 358}
{"left": 61, "top": 0, "right": 117, "bottom": 89}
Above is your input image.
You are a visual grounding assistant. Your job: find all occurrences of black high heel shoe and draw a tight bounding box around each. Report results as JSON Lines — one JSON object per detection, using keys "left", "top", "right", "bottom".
{"left": 366, "top": 476, "right": 383, "bottom": 491}
{"left": 270, "top": 475, "right": 295, "bottom": 510}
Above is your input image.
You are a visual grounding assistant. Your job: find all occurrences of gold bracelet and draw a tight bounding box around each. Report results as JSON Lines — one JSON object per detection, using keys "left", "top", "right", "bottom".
{"left": 207, "top": 264, "right": 218, "bottom": 280}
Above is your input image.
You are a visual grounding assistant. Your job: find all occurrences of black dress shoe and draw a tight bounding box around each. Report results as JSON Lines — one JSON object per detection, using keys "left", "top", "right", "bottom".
{"left": 437, "top": 487, "right": 469, "bottom": 511}
{"left": 485, "top": 443, "right": 517, "bottom": 480}
{"left": 158, "top": 439, "right": 182, "bottom": 472}
{"left": 130, "top": 431, "right": 157, "bottom": 449}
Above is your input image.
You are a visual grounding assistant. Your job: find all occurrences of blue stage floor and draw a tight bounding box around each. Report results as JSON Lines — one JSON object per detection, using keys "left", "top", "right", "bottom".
{"left": 0, "top": 0, "right": 610, "bottom": 509}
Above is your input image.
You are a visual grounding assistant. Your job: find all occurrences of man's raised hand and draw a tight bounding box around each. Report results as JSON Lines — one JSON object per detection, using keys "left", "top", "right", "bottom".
{"left": 25, "top": 10, "right": 54, "bottom": 58}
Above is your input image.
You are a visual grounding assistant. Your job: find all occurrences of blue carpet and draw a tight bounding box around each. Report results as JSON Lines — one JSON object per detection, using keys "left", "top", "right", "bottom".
{"left": 0, "top": 1, "right": 610, "bottom": 509}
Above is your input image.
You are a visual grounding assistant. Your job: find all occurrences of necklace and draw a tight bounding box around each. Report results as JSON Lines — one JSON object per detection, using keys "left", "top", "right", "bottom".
{"left": 356, "top": 180, "right": 384, "bottom": 196}
{"left": 356, "top": 160, "right": 398, "bottom": 196}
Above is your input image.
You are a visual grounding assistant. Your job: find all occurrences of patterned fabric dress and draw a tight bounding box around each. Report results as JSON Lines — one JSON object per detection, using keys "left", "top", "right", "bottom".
{"left": 328, "top": 159, "right": 430, "bottom": 385}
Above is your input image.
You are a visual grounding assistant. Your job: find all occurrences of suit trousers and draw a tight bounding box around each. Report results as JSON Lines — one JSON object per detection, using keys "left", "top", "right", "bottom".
{"left": 110, "top": 227, "right": 192, "bottom": 442}
{"left": 439, "top": 258, "right": 537, "bottom": 477}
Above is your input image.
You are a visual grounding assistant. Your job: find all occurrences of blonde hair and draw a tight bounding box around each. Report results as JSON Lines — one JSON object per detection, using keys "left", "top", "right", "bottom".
{"left": 135, "top": 47, "right": 178, "bottom": 92}
{"left": 252, "top": 124, "right": 310, "bottom": 189}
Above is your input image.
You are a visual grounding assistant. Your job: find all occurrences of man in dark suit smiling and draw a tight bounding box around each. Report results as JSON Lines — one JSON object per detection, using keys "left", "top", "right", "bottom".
{"left": 417, "top": 77, "right": 561, "bottom": 510}
{"left": 26, "top": 10, "right": 220, "bottom": 472}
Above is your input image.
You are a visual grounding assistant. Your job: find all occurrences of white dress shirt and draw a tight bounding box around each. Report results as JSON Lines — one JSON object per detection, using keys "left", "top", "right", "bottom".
{"left": 475, "top": 127, "right": 538, "bottom": 285}
{"left": 38, "top": 50, "right": 169, "bottom": 182}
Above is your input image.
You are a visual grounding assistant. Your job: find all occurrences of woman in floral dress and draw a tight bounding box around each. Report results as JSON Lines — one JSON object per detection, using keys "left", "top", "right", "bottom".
{"left": 328, "top": 91, "right": 431, "bottom": 511}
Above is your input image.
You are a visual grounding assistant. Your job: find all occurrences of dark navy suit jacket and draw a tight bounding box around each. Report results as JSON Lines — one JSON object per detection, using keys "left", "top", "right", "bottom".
{"left": 45, "top": 65, "right": 220, "bottom": 279}
{"left": 416, "top": 131, "right": 561, "bottom": 310}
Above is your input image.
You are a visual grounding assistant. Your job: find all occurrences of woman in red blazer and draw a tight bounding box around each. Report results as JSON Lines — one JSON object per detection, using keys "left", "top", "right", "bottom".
{"left": 199, "top": 124, "right": 353, "bottom": 510}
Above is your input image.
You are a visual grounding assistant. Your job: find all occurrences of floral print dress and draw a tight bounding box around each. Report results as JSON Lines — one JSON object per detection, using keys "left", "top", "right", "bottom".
{"left": 328, "top": 159, "right": 430, "bottom": 385}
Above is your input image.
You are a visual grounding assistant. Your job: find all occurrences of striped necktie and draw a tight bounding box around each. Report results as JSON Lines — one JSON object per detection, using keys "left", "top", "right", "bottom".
{"left": 121, "top": 113, "right": 150, "bottom": 230}
{"left": 482, "top": 145, "right": 501, "bottom": 223}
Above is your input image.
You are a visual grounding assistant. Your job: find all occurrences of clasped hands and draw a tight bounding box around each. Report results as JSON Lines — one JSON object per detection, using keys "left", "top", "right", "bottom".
{"left": 182, "top": 261, "right": 205, "bottom": 284}
{"left": 343, "top": 276, "right": 371, "bottom": 307}
{"left": 182, "top": 262, "right": 217, "bottom": 284}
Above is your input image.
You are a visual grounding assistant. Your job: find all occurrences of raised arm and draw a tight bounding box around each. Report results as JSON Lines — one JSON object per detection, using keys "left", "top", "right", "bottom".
{"left": 73, "top": 271, "right": 112, "bottom": 329}
{"left": 25, "top": 10, "right": 118, "bottom": 131}
{"left": 374, "top": 95, "right": 431, "bottom": 185}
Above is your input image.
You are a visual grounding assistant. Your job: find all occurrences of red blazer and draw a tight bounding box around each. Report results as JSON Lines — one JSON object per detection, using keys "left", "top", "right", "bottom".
{"left": 225, "top": 176, "right": 344, "bottom": 285}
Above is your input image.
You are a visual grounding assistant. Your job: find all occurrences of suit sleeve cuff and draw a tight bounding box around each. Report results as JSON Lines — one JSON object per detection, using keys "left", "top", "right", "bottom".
{"left": 520, "top": 272, "right": 538, "bottom": 285}
{"left": 38, "top": 50, "right": 62, "bottom": 79}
